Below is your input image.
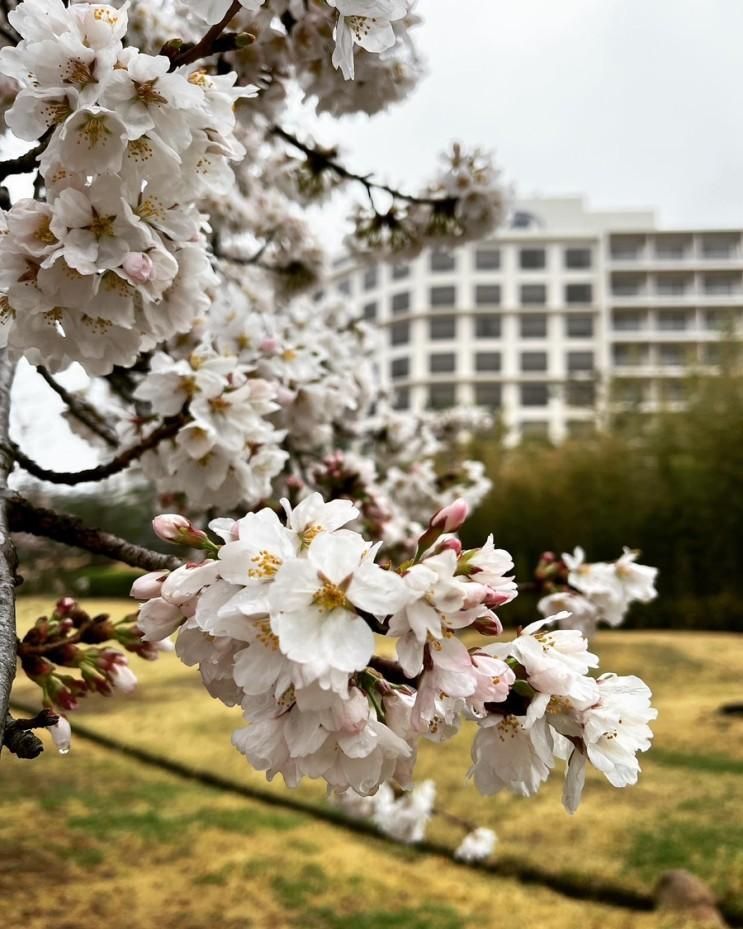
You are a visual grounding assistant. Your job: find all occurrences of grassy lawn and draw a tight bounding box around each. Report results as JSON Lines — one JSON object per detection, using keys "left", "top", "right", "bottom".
{"left": 3, "top": 598, "right": 742, "bottom": 928}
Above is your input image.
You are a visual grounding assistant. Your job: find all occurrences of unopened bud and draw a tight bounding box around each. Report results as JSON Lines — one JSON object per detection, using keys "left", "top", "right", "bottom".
{"left": 123, "top": 251, "right": 154, "bottom": 284}
{"left": 259, "top": 336, "right": 280, "bottom": 354}
{"left": 50, "top": 716, "right": 72, "bottom": 755}
{"left": 436, "top": 537, "right": 462, "bottom": 556}
{"left": 430, "top": 498, "right": 470, "bottom": 533}
{"left": 131, "top": 571, "right": 169, "bottom": 600}
{"left": 152, "top": 514, "right": 208, "bottom": 547}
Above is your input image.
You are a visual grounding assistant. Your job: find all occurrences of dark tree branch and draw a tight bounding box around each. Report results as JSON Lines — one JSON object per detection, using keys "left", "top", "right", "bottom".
{"left": 0, "top": 132, "right": 51, "bottom": 184}
{"left": 6, "top": 412, "right": 186, "bottom": 485}
{"left": 36, "top": 366, "right": 119, "bottom": 449}
{"left": 271, "top": 125, "right": 456, "bottom": 209}
{"left": 169, "top": 1, "right": 243, "bottom": 69}
{"left": 2, "top": 708, "right": 58, "bottom": 759}
{"left": 0, "top": 351, "right": 17, "bottom": 753}
{"left": 6, "top": 493, "right": 181, "bottom": 573}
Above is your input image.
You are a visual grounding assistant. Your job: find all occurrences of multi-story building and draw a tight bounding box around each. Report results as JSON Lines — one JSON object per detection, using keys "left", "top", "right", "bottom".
{"left": 327, "top": 197, "right": 742, "bottom": 443}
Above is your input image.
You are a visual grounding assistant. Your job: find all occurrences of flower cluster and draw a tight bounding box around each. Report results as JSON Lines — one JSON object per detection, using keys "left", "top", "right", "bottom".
{"left": 17, "top": 597, "right": 170, "bottom": 738}
{"left": 535, "top": 546, "right": 659, "bottom": 636}
{"left": 0, "top": 0, "right": 252, "bottom": 373}
{"left": 194, "top": 0, "right": 412, "bottom": 83}
{"left": 133, "top": 494, "right": 656, "bottom": 813}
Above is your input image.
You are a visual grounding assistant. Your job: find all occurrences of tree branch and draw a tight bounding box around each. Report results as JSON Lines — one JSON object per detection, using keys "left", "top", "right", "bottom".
{"left": 2, "top": 708, "right": 58, "bottom": 760}
{"left": 6, "top": 493, "right": 180, "bottom": 573}
{"left": 271, "top": 125, "right": 455, "bottom": 209}
{"left": 0, "top": 350, "right": 17, "bottom": 753}
{"left": 169, "top": 1, "right": 242, "bottom": 69}
{"left": 0, "top": 134, "right": 49, "bottom": 184}
{"left": 5, "top": 412, "right": 186, "bottom": 485}
{"left": 36, "top": 366, "right": 118, "bottom": 449}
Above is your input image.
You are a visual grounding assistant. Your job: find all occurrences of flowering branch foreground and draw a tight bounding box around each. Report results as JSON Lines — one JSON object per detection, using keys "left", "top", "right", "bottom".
{"left": 0, "top": 0, "right": 660, "bottom": 863}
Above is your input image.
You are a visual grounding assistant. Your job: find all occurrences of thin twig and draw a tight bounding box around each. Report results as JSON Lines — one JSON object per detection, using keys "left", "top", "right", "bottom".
{"left": 271, "top": 125, "right": 455, "bottom": 209}
{"left": 6, "top": 412, "right": 186, "bottom": 485}
{"left": 0, "top": 351, "right": 17, "bottom": 753}
{"left": 170, "top": 0, "right": 242, "bottom": 69}
{"left": 6, "top": 493, "right": 181, "bottom": 572}
{"left": 36, "top": 366, "right": 118, "bottom": 449}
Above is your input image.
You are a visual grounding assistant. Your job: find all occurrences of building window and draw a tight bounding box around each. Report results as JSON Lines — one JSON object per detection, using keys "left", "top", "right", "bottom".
{"left": 521, "top": 421, "right": 550, "bottom": 440}
{"left": 519, "top": 247, "right": 546, "bottom": 270}
{"left": 520, "top": 383, "right": 549, "bottom": 406}
{"left": 430, "top": 249, "right": 456, "bottom": 272}
{"left": 521, "top": 351, "right": 547, "bottom": 372}
{"left": 704, "top": 309, "right": 735, "bottom": 330}
{"left": 656, "top": 275, "right": 689, "bottom": 296}
{"left": 362, "top": 301, "right": 377, "bottom": 321}
{"left": 475, "top": 314, "right": 501, "bottom": 338}
{"left": 565, "top": 247, "right": 592, "bottom": 269}
{"left": 520, "top": 284, "right": 547, "bottom": 305}
{"left": 566, "top": 314, "right": 593, "bottom": 338}
{"left": 394, "top": 387, "right": 410, "bottom": 410}
{"left": 610, "top": 236, "right": 645, "bottom": 261}
{"left": 654, "top": 237, "right": 688, "bottom": 260}
{"left": 614, "top": 380, "right": 646, "bottom": 404}
{"left": 612, "top": 344, "right": 648, "bottom": 366}
{"left": 391, "top": 291, "right": 410, "bottom": 314}
{"left": 475, "top": 248, "right": 501, "bottom": 270}
{"left": 337, "top": 278, "right": 351, "bottom": 295}
{"left": 474, "top": 383, "right": 502, "bottom": 407}
{"left": 702, "top": 343, "right": 721, "bottom": 365}
{"left": 567, "top": 351, "right": 593, "bottom": 373}
{"left": 429, "top": 352, "right": 456, "bottom": 373}
{"left": 612, "top": 310, "right": 646, "bottom": 331}
{"left": 475, "top": 351, "right": 501, "bottom": 372}
{"left": 475, "top": 284, "right": 501, "bottom": 306}
{"left": 659, "top": 380, "right": 686, "bottom": 403}
{"left": 429, "top": 315, "right": 456, "bottom": 340}
{"left": 363, "top": 265, "right": 378, "bottom": 290}
{"left": 566, "top": 382, "right": 595, "bottom": 407}
{"left": 392, "top": 263, "right": 410, "bottom": 279}
{"left": 657, "top": 344, "right": 685, "bottom": 366}
{"left": 611, "top": 275, "right": 645, "bottom": 297}
{"left": 565, "top": 283, "right": 593, "bottom": 305}
{"left": 700, "top": 235, "right": 738, "bottom": 259}
{"left": 430, "top": 285, "right": 456, "bottom": 307}
{"left": 703, "top": 274, "right": 739, "bottom": 295}
{"left": 390, "top": 321, "right": 410, "bottom": 346}
{"left": 519, "top": 314, "right": 547, "bottom": 338}
{"left": 428, "top": 383, "right": 456, "bottom": 409}
{"left": 657, "top": 310, "right": 689, "bottom": 331}
{"left": 390, "top": 357, "right": 409, "bottom": 380}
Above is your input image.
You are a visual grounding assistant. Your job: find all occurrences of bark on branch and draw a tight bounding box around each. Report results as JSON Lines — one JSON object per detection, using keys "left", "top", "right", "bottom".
{"left": 6, "top": 493, "right": 181, "bottom": 573}
{"left": 169, "top": 1, "right": 243, "bottom": 69}
{"left": 36, "top": 366, "right": 118, "bottom": 449}
{"left": 5, "top": 412, "right": 186, "bottom": 485}
{"left": 0, "top": 350, "right": 18, "bottom": 752}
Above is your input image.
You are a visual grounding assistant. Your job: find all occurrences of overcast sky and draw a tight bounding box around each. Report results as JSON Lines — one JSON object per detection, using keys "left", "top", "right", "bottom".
{"left": 12, "top": 0, "right": 743, "bottom": 469}
{"left": 308, "top": 0, "right": 743, "bottom": 244}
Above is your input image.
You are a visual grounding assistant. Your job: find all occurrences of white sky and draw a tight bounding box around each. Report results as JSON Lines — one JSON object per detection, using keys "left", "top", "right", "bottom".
{"left": 11, "top": 0, "right": 743, "bottom": 469}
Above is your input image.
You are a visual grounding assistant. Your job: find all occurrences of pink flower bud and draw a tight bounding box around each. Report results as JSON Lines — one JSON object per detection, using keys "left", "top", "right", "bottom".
{"left": 109, "top": 661, "right": 138, "bottom": 694}
{"left": 462, "top": 582, "right": 491, "bottom": 609}
{"left": 131, "top": 571, "right": 169, "bottom": 600}
{"left": 430, "top": 499, "right": 470, "bottom": 533}
{"left": 259, "top": 336, "right": 280, "bottom": 354}
{"left": 484, "top": 589, "right": 513, "bottom": 609}
{"left": 437, "top": 537, "right": 463, "bottom": 556}
{"left": 50, "top": 716, "right": 72, "bottom": 754}
{"left": 55, "top": 596, "right": 77, "bottom": 616}
{"left": 152, "top": 514, "right": 208, "bottom": 546}
{"left": 123, "top": 251, "right": 154, "bottom": 284}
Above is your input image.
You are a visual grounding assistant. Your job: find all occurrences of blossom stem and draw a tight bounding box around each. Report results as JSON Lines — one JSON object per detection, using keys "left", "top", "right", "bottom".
{"left": 6, "top": 493, "right": 180, "bottom": 572}
{"left": 4, "top": 411, "right": 187, "bottom": 485}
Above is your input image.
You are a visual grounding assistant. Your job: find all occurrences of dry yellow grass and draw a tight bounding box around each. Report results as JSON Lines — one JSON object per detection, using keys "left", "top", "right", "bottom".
{"left": 4, "top": 598, "right": 743, "bottom": 929}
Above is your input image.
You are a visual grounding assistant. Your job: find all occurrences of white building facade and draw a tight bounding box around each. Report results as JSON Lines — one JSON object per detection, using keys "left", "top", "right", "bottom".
{"left": 328, "top": 197, "right": 742, "bottom": 443}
